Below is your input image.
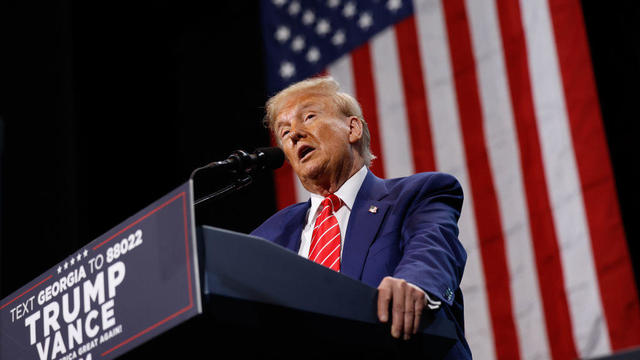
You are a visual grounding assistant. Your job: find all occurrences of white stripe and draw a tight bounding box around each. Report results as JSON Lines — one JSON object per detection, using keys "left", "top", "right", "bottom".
{"left": 371, "top": 27, "right": 415, "bottom": 178}
{"left": 311, "top": 232, "right": 340, "bottom": 262}
{"left": 465, "top": 0, "right": 551, "bottom": 358}
{"left": 413, "top": 1, "right": 496, "bottom": 358}
{"left": 520, "top": 0, "right": 610, "bottom": 357}
{"left": 328, "top": 54, "right": 355, "bottom": 98}
{"left": 310, "top": 223, "right": 340, "bottom": 255}
{"left": 320, "top": 243, "right": 340, "bottom": 265}
{"left": 314, "top": 212, "right": 335, "bottom": 231}
{"left": 328, "top": 256, "right": 340, "bottom": 270}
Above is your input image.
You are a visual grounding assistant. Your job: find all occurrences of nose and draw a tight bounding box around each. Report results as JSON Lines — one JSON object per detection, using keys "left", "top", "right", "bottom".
{"left": 288, "top": 120, "right": 306, "bottom": 144}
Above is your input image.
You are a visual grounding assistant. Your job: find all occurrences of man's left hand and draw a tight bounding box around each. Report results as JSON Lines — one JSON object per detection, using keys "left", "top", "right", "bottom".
{"left": 377, "top": 276, "right": 427, "bottom": 340}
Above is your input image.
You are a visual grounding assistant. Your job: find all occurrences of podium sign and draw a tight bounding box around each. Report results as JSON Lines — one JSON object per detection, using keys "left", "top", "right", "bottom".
{"left": 0, "top": 181, "right": 201, "bottom": 360}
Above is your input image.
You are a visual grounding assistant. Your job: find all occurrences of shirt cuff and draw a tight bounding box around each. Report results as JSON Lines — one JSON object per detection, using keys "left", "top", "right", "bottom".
{"left": 425, "top": 291, "right": 442, "bottom": 310}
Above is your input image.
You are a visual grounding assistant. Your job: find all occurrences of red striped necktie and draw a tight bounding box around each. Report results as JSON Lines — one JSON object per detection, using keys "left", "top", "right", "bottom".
{"left": 309, "top": 194, "right": 343, "bottom": 272}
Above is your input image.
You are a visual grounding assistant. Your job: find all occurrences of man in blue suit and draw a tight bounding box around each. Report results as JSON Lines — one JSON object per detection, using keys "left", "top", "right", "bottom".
{"left": 251, "top": 76, "right": 470, "bottom": 358}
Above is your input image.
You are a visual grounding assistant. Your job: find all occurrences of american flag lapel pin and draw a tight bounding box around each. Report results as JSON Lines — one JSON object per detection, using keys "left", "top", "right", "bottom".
{"left": 368, "top": 205, "right": 378, "bottom": 214}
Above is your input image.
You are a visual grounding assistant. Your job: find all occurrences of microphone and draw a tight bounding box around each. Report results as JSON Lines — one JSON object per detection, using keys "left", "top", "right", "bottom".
{"left": 219, "top": 147, "right": 285, "bottom": 173}
{"left": 190, "top": 147, "right": 284, "bottom": 179}
{"left": 189, "top": 147, "right": 285, "bottom": 206}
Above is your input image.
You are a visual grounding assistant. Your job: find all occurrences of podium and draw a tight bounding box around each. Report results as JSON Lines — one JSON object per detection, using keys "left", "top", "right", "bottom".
{"left": 0, "top": 181, "right": 458, "bottom": 360}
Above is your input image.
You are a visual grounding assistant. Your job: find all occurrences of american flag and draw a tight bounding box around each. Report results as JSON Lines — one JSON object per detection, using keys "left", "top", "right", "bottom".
{"left": 260, "top": 0, "right": 640, "bottom": 359}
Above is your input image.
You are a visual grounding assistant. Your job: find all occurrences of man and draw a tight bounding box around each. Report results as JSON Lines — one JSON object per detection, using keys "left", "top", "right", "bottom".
{"left": 251, "top": 76, "right": 470, "bottom": 358}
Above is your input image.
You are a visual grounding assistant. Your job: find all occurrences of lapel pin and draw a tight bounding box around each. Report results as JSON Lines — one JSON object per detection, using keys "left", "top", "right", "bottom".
{"left": 368, "top": 205, "right": 378, "bottom": 214}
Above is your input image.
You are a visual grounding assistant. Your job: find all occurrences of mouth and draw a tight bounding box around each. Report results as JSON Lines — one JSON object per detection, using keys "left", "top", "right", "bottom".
{"left": 297, "top": 144, "right": 315, "bottom": 161}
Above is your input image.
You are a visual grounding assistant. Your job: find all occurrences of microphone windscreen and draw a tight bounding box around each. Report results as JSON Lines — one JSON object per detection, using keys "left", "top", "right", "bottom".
{"left": 256, "top": 147, "right": 285, "bottom": 170}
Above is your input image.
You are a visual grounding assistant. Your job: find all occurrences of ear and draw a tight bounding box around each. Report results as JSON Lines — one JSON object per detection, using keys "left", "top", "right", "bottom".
{"left": 348, "top": 116, "right": 363, "bottom": 144}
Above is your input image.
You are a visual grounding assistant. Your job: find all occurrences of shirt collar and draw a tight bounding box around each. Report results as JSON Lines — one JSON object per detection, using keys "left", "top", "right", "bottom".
{"left": 308, "top": 165, "right": 368, "bottom": 220}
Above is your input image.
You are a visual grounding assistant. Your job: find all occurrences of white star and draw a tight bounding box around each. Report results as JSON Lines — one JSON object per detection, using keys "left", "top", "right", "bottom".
{"left": 76, "top": 254, "right": 82, "bottom": 262}
{"left": 302, "top": 10, "right": 315, "bottom": 25}
{"left": 291, "top": 35, "right": 305, "bottom": 52}
{"left": 306, "top": 47, "right": 321, "bottom": 63}
{"left": 342, "top": 2, "right": 356, "bottom": 18}
{"left": 315, "top": 19, "right": 331, "bottom": 36}
{"left": 83, "top": 249, "right": 88, "bottom": 257}
{"left": 280, "top": 61, "right": 296, "bottom": 79}
{"left": 358, "top": 12, "right": 373, "bottom": 30}
{"left": 70, "top": 258, "right": 75, "bottom": 266}
{"left": 327, "top": 0, "right": 341, "bottom": 8}
{"left": 64, "top": 262, "right": 69, "bottom": 270}
{"left": 57, "top": 266, "right": 62, "bottom": 274}
{"left": 272, "top": 0, "right": 287, "bottom": 7}
{"left": 275, "top": 25, "right": 291, "bottom": 43}
{"left": 288, "top": 1, "right": 301, "bottom": 15}
{"left": 331, "top": 30, "right": 346, "bottom": 46}
{"left": 387, "top": 0, "right": 402, "bottom": 12}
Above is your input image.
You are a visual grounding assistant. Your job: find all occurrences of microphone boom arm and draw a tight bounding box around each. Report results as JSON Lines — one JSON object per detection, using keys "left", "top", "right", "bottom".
{"left": 193, "top": 174, "right": 253, "bottom": 206}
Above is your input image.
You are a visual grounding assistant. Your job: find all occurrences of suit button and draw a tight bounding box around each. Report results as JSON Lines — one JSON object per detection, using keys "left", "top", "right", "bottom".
{"left": 444, "top": 287, "right": 454, "bottom": 302}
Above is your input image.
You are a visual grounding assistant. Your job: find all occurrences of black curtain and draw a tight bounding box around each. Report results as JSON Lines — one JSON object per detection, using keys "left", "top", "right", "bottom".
{"left": 0, "top": 1, "right": 276, "bottom": 297}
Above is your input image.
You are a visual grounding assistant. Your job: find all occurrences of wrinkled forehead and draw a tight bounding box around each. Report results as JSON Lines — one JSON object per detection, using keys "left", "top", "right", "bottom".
{"left": 273, "top": 92, "right": 337, "bottom": 123}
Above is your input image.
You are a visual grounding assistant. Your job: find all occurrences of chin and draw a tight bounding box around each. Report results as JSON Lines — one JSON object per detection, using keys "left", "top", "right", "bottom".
{"left": 296, "top": 162, "right": 326, "bottom": 182}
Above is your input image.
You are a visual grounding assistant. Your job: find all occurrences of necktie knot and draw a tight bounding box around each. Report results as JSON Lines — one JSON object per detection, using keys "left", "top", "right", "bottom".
{"left": 322, "top": 194, "right": 343, "bottom": 213}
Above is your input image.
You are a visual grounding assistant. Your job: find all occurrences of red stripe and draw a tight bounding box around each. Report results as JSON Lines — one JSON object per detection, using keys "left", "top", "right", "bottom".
{"left": 0, "top": 275, "right": 52, "bottom": 311}
{"left": 93, "top": 192, "right": 184, "bottom": 250}
{"left": 442, "top": 1, "right": 521, "bottom": 358}
{"left": 269, "top": 133, "right": 298, "bottom": 209}
{"left": 495, "top": 0, "right": 578, "bottom": 358}
{"left": 394, "top": 16, "right": 437, "bottom": 172}
{"left": 351, "top": 43, "right": 386, "bottom": 178}
{"left": 182, "top": 195, "right": 194, "bottom": 308}
{"left": 547, "top": 0, "right": 640, "bottom": 349}
{"left": 102, "top": 304, "right": 193, "bottom": 356}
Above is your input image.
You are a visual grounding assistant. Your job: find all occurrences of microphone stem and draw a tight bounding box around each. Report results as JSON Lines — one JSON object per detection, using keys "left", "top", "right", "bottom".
{"left": 193, "top": 175, "right": 253, "bottom": 206}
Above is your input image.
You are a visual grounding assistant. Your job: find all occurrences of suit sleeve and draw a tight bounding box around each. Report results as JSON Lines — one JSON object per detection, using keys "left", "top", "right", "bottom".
{"left": 392, "top": 172, "right": 466, "bottom": 307}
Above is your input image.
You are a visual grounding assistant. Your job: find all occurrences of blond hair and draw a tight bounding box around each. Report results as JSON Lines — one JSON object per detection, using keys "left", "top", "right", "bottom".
{"left": 264, "top": 76, "right": 375, "bottom": 166}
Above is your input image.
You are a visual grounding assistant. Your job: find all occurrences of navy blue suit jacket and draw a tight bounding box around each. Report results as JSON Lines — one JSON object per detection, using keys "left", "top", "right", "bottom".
{"left": 251, "top": 170, "right": 471, "bottom": 358}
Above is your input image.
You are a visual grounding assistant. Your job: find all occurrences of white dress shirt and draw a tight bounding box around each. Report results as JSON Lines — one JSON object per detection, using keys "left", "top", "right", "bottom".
{"left": 298, "top": 165, "right": 368, "bottom": 259}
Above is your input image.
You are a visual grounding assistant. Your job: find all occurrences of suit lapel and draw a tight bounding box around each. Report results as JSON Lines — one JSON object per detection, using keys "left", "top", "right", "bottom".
{"left": 341, "top": 171, "right": 390, "bottom": 280}
{"left": 274, "top": 200, "right": 309, "bottom": 253}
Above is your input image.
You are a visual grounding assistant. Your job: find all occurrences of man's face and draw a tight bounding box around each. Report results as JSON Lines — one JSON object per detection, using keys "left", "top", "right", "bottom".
{"left": 273, "top": 92, "right": 358, "bottom": 189}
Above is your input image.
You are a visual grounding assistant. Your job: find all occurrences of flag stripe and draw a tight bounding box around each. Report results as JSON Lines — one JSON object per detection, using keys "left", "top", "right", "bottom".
{"left": 464, "top": 0, "right": 553, "bottom": 358}
{"left": 442, "top": 0, "right": 521, "bottom": 358}
{"left": 351, "top": 43, "right": 387, "bottom": 179}
{"left": 371, "top": 28, "right": 415, "bottom": 178}
{"left": 520, "top": 0, "right": 610, "bottom": 356}
{"left": 328, "top": 55, "right": 356, "bottom": 98}
{"left": 493, "top": 0, "right": 579, "bottom": 358}
{"left": 273, "top": 159, "right": 298, "bottom": 209}
{"left": 412, "top": 1, "right": 496, "bottom": 358}
{"left": 394, "top": 15, "right": 437, "bottom": 173}
{"left": 546, "top": 0, "right": 640, "bottom": 350}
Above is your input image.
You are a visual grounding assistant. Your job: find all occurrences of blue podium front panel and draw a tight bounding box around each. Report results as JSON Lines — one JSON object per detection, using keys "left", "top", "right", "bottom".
{"left": 0, "top": 181, "right": 201, "bottom": 360}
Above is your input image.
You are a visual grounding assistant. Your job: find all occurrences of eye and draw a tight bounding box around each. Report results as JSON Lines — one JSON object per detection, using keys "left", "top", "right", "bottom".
{"left": 305, "top": 113, "right": 315, "bottom": 121}
{"left": 281, "top": 129, "right": 290, "bottom": 138}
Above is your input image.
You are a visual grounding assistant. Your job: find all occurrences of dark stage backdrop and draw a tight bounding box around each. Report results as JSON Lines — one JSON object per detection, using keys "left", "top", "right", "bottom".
{"left": 0, "top": 0, "right": 638, "bottom": 358}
